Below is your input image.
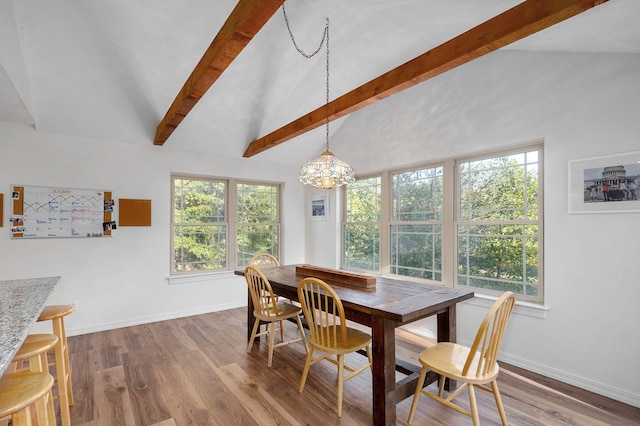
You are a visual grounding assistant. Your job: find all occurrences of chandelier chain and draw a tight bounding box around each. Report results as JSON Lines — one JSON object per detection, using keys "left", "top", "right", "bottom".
{"left": 282, "top": 3, "right": 331, "bottom": 151}
{"left": 282, "top": 4, "right": 328, "bottom": 59}
{"left": 325, "top": 18, "right": 330, "bottom": 150}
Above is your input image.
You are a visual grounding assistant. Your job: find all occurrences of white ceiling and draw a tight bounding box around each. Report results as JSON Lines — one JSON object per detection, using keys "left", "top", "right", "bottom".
{"left": 1, "top": 0, "right": 639, "bottom": 166}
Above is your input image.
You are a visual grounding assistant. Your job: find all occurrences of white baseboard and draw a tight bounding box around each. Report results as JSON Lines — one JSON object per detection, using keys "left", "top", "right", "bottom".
{"left": 66, "top": 302, "right": 246, "bottom": 337}
{"left": 498, "top": 351, "right": 640, "bottom": 408}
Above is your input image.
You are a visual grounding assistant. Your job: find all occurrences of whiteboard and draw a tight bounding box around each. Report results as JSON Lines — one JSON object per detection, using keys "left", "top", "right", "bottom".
{"left": 11, "top": 185, "right": 106, "bottom": 238}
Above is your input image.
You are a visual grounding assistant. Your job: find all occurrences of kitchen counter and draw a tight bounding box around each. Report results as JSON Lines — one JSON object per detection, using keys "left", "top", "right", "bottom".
{"left": 0, "top": 276, "right": 60, "bottom": 376}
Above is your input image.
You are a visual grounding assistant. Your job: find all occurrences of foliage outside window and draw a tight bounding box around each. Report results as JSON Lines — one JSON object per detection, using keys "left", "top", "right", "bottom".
{"left": 236, "top": 183, "right": 280, "bottom": 267}
{"left": 391, "top": 167, "right": 443, "bottom": 281}
{"left": 342, "top": 144, "right": 543, "bottom": 302}
{"left": 457, "top": 149, "right": 541, "bottom": 299}
{"left": 172, "top": 176, "right": 280, "bottom": 274}
{"left": 344, "top": 177, "right": 381, "bottom": 271}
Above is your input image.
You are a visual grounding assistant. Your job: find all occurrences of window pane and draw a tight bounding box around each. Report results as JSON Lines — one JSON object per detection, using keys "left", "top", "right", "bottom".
{"left": 237, "top": 183, "right": 278, "bottom": 223}
{"left": 390, "top": 224, "right": 442, "bottom": 281}
{"left": 173, "top": 225, "right": 226, "bottom": 271}
{"left": 237, "top": 225, "right": 279, "bottom": 266}
{"left": 459, "top": 152, "right": 538, "bottom": 221}
{"left": 457, "top": 224, "right": 538, "bottom": 296}
{"left": 392, "top": 167, "right": 443, "bottom": 221}
{"left": 344, "top": 224, "right": 380, "bottom": 271}
{"left": 346, "top": 177, "right": 381, "bottom": 222}
{"left": 174, "top": 179, "right": 225, "bottom": 223}
{"left": 457, "top": 147, "right": 541, "bottom": 299}
{"left": 236, "top": 183, "right": 279, "bottom": 267}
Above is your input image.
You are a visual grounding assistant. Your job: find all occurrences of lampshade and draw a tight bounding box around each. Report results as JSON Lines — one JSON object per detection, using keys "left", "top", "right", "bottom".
{"left": 299, "top": 149, "right": 356, "bottom": 189}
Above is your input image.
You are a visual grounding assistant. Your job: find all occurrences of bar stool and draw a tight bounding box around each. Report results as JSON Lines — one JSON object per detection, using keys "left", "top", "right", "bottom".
{"left": 2, "top": 334, "right": 58, "bottom": 425}
{"left": 37, "top": 305, "right": 73, "bottom": 426}
{"left": 0, "top": 371, "right": 56, "bottom": 426}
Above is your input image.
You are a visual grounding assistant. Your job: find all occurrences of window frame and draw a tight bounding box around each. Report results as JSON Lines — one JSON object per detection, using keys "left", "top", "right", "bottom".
{"left": 341, "top": 142, "right": 543, "bottom": 302}
{"left": 171, "top": 174, "right": 282, "bottom": 276}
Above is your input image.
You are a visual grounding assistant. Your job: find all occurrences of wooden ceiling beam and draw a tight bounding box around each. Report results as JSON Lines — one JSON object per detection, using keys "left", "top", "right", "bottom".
{"left": 243, "top": 0, "right": 608, "bottom": 158}
{"left": 154, "top": 0, "right": 285, "bottom": 146}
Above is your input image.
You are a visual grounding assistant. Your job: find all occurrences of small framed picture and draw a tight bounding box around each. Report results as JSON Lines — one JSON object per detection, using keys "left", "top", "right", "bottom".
{"left": 309, "top": 194, "right": 329, "bottom": 221}
{"left": 568, "top": 151, "right": 640, "bottom": 214}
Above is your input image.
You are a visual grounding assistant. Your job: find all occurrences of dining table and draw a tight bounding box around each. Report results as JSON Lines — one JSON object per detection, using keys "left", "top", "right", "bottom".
{"left": 0, "top": 276, "right": 61, "bottom": 377}
{"left": 235, "top": 264, "right": 474, "bottom": 425}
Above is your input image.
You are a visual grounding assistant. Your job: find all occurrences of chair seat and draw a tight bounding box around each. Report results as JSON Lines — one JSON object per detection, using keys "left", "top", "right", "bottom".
{"left": 311, "top": 327, "right": 371, "bottom": 355}
{"left": 419, "top": 342, "right": 500, "bottom": 385}
{"left": 255, "top": 301, "right": 302, "bottom": 321}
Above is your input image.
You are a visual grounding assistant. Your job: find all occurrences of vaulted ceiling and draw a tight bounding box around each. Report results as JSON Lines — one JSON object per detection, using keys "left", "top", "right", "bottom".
{"left": 1, "top": 0, "right": 639, "bottom": 166}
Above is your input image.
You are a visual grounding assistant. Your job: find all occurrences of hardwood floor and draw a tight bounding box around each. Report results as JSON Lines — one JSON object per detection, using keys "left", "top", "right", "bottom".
{"left": 66, "top": 307, "right": 639, "bottom": 425}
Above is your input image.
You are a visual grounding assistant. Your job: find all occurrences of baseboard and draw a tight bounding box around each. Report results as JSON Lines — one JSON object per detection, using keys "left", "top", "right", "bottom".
{"left": 66, "top": 302, "right": 246, "bottom": 337}
{"left": 498, "top": 351, "right": 640, "bottom": 408}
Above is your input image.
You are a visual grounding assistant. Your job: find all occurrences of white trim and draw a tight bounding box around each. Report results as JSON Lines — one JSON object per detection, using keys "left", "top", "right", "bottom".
{"left": 497, "top": 351, "right": 640, "bottom": 408}
{"left": 465, "top": 294, "right": 550, "bottom": 319}
{"left": 168, "top": 270, "right": 237, "bottom": 285}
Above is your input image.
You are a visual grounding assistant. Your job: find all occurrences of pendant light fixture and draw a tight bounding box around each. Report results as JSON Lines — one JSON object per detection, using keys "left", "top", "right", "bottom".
{"left": 283, "top": 4, "right": 356, "bottom": 189}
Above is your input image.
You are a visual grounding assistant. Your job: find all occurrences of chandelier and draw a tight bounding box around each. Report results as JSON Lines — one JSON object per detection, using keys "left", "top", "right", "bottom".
{"left": 283, "top": 4, "right": 355, "bottom": 189}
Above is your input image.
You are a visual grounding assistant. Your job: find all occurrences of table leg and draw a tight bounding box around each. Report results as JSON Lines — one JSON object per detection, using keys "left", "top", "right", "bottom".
{"left": 437, "top": 305, "right": 457, "bottom": 391}
{"left": 371, "top": 316, "right": 396, "bottom": 426}
{"left": 247, "top": 289, "right": 255, "bottom": 341}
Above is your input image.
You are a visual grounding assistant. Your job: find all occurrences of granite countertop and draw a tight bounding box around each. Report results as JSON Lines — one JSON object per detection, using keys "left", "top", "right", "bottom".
{"left": 0, "top": 276, "right": 60, "bottom": 377}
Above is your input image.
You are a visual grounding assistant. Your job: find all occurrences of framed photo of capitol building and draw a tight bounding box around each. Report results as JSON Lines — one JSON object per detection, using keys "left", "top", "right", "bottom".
{"left": 568, "top": 151, "right": 640, "bottom": 214}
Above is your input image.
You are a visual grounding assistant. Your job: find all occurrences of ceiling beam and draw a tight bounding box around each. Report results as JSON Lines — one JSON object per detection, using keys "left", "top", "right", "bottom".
{"left": 243, "top": 0, "right": 608, "bottom": 158}
{"left": 154, "top": 0, "right": 285, "bottom": 146}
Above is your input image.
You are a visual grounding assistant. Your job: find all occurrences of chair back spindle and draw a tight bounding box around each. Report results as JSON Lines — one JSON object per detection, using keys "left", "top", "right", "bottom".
{"left": 298, "top": 278, "right": 347, "bottom": 349}
{"left": 463, "top": 292, "right": 516, "bottom": 379}
{"left": 245, "top": 266, "right": 280, "bottom": 318}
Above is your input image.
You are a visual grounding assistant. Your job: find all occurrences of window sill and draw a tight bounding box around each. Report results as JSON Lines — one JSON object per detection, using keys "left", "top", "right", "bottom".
{"left": 465, "top": 293, "right": 550, "bottom": 319}
{"left": 168, "top": 270, "right": 238, "bottom": 285}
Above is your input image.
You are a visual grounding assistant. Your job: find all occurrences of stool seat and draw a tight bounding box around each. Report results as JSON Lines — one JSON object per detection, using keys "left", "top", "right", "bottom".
{"left": 12, "top": 334, "right": 59, "bottom": 374}
{"left": 38, "top": 304, "right": 73, "bottom": 322}
{"left": 0, "top": 372, "right": 55, "bottom": 425}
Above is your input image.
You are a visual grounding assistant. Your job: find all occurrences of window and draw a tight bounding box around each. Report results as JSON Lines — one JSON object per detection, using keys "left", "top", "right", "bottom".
{"left": 172, "top": 176, "right": 280, "bottom": 274}
{"left": 344, "top": 176, "right": 381, "bottom": 272}
{"left": 457, "top": 149, "right": 541, "bottom": 299}
{"left": 391, "top": 166, "right": 444, "bottom": 281}
{"left": 342, "top": 144, "right": 543, "bottom": 302}
{"left": 236, "top": 183, "right": 280, "bottom": 266}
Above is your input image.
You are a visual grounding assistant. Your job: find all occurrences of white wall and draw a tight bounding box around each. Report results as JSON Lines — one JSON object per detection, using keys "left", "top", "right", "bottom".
{"left": 305, "top": 50, "right": 640, "bottom": 406}
{"left": 0, "top": 122, "right": 305, "bottom": 335}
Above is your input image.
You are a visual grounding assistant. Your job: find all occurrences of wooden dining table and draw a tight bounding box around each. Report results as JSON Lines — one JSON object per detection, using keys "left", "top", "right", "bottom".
{"left": 235, "top": 265, "right": 474, "bottom": 425}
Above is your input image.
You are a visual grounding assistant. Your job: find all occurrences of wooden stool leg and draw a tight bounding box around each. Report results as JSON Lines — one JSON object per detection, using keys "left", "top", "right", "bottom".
{"left": 35, "top": 391, "right": 55, "bottom": 426}
{"left": 52, "top": 316, "right": 72, "bottom": 426}
{"left": 11, "top": 407, "right": 32, "bottom": 426}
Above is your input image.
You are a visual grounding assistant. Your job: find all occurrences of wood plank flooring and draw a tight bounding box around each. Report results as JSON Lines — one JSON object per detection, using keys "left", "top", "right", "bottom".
{"left": 66, "top": 307, "right": 639, "bottom": 425}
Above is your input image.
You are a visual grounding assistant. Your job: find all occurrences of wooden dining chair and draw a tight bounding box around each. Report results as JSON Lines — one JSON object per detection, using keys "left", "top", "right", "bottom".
{"left": 407, "top": 291, "right": 516, "bottom": 425}
{"left": 296, "top": 277, "right": 372, "bottom": 418}
{"left": 245, "top": 265, "right": 307, "bottom": 368}
{"left": 249, "top": 253, "right": 279, "bottom": 268}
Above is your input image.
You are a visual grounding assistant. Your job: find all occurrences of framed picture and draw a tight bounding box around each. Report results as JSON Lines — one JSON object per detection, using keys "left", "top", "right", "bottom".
{"left": 309, "top": 194, "right": 329, "bottom": 221}
{"left": 568, "top": 151, "right": 640, "bottom": 214}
